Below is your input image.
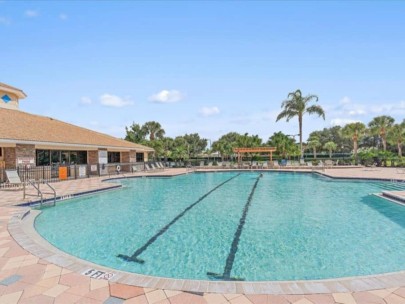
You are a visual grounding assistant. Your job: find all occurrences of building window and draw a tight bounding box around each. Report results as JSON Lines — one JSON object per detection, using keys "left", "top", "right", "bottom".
{"left": 36, "top": 150, "right": 50, "bottom": 166}
{"left": 51, "top": 150, "right": 60, "bottom": 164}
{"left": 136, "top": 153, "right": 144, "bottom": 162}
{"left": 108, "top": 152, "right": 120, "bottom": 163}
{"left": 36, "top": 149, "right": 87, "bottom": 166}
{"left": 0, "top": 147, "right": 3, "bottom": 158}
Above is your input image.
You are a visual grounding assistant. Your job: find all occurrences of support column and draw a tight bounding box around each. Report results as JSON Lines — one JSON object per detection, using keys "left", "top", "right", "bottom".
{"left": 4, "top": 147, "right": 16, "bottom": 169}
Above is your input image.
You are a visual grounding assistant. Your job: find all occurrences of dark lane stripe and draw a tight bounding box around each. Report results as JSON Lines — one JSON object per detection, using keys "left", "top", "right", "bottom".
{"left": 207, "top": 174, "right": 262, "bottom": 281}
{"left": 118, "top": 173, "right": 241, "bottom": 263}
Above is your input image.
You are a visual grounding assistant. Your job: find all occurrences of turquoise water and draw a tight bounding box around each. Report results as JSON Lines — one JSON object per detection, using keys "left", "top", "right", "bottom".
{"left": 35, "top": 172, "right": 405, "bottom": 281}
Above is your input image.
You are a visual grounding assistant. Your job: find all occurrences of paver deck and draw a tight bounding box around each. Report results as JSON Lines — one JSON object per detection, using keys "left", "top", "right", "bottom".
{"left": 1, "top": 167, "right": 405, "bottom": 303}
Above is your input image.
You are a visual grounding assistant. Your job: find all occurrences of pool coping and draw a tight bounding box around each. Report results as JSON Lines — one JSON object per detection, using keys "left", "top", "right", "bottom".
{"left": 7, "top": 170, "right": 405, "bottom": 295}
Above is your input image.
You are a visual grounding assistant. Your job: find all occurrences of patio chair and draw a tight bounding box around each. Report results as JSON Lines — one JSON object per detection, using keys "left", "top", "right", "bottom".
{"left": 324, "top": 160, "right": 334, "bottom": 168}
{"left": 5, "top": 170, "right": 24, "bottom": 189}
{"left": 262, "top": 162, "right": 268, "bottom": 169}
{"left": 199, "top": 161, "right": 205, "bottom": 167}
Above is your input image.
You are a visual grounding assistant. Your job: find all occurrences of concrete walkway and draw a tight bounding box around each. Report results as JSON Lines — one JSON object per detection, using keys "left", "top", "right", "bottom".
{"left": 1, "top": 167, "right": 405, "bottom": 303}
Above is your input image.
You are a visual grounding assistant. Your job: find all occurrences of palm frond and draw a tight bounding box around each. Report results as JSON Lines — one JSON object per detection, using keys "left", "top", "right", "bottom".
{"left": 306, "top": 105, "right": 325, "bottom": 119}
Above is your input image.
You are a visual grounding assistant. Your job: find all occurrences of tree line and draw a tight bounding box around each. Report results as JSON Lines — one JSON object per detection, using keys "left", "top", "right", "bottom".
{"left": 124, "top": 90, "right": 405, "bottom": 165}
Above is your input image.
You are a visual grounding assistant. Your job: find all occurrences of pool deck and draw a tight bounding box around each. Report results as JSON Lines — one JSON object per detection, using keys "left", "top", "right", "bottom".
{"left": 1, "top": 167, "right": 405, "bottom": 303}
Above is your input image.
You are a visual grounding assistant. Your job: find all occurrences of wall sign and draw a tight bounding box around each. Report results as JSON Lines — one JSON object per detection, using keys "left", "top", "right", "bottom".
{"left": 17, "top": 157, "right": 35, "bottom": 165}
{"left": 79, "top": 165, "right": 87, "bottom": 177}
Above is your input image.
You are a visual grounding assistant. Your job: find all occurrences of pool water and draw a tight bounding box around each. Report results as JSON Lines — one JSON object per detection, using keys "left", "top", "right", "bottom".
{"left": 35, "top": 172, "right": 405, "bottom": 281}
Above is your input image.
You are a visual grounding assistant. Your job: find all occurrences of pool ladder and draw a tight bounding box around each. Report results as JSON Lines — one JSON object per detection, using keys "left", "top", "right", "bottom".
{"left": 23, "top": 180, "right": 56, "bottom": 207}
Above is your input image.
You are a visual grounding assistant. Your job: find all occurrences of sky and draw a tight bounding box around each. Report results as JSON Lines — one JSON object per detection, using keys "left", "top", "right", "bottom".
{"left": 1, "top": 1, "right": 405, "bottom": 144}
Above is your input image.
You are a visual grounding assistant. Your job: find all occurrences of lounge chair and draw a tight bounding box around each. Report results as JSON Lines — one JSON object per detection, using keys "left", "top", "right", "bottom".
{"left": 262, "top": 162, "right": 268, "bottom": 169}
{"left": 300, "top": 159, "right": 307, "bottom": 166}
{"left": 5, "top": 170, "right": 24, "bottom": 189}
{"left": 145, "top": 164, "right": 154, "bottom": 172}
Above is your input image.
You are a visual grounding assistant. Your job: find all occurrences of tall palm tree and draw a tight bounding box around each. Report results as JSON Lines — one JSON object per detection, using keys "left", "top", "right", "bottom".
{"left": 324, "top": 141, "right": 337, "bottom": 158}
{"left": 276, "top": 89, "right": 325, "bottom": 157}
{"left": 142, "top": 121, "right": 165, "bottom": 141}
{"left": 388, "top": 123, "right": 405, "bottom": 157}
{"left": 368, "top": 115, "right": 395, "bottom": 151}
{"left": 341, "top": 122, "right": 366, "bottom": 158}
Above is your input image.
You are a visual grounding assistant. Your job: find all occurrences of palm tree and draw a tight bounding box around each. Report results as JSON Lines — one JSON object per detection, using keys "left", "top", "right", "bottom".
{"left": 307, "top": 137, "right": 321, "bottom": 159}
{"left": 368, "top": 115, "right": 395, "bottom": 151}
{"left": 341, "top": 122, "right": 366, "bottom": 158}
{"left": 142, "top": 121, "right": 165, "bottom": 141}
{"left": 388, "top": 123, "right": 405, "bottom": 157}
{"left": 324, "top": 141, "right": 337, "bottom": 158}
{"left": 125, "top": 123, "right": 147, "bottom": 143}
{"left": 276, "top": 89, "right": 325, "bottom": 157}
{"left": 267, "top": 131, "right": 295, "bottom": 159}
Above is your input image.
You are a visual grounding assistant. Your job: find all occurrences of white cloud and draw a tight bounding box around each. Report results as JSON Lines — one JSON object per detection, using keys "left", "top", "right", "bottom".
{"left": 0, "top": 16, "right": 10, "bottom": 25}
{"left": 330, "top": 118, "right": 361, "bottom": 127}
{"left": 25, "top": 10, "right": 39, "bottom": 17}
{"left": 149, "top": 89, "right": 183, "bottom": 103}
{"left": 339, "top": 96, "right": 351, "bottom": 104}
{"left": 348, "top": 109, "right": 366, "bottom": 116}
{"left": 80, "top": 96, "right": 92, "bottom": 105}
{"left": 100, "top": 94, "right": 133, "bottom": 107}
{"left": 59, "top": 13, "right": 68, "bottom": 20}
{"left": 199, "top": 106, "right": 220, "bottom": 117}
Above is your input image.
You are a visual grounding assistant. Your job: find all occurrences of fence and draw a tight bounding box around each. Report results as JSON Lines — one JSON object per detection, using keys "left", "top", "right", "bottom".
{"left": 0, "top": 162, "right": 148, "bottom": 188}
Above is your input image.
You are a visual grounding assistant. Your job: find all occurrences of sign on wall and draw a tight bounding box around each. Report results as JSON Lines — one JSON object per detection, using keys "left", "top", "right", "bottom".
{"left": 79, "top": 165, "right": 87, "bottom": 178}
{"left": 59, "top": 167, "right": 68, "bottom": 180}
{"left": 98, "top": 150, "right": 107, "bottom": 164}
{"left": 17, "top": 157, "right": 35, "bottom": 166}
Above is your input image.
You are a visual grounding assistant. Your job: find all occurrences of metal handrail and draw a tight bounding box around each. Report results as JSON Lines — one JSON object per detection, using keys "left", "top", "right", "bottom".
{"left": 23, "top": 179, "right": 56, "bottom": 207}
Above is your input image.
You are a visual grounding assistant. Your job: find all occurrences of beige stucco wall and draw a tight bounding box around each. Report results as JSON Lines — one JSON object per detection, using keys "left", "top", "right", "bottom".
{"left": 0, "top": 90, "right": 19, "bottom": 110}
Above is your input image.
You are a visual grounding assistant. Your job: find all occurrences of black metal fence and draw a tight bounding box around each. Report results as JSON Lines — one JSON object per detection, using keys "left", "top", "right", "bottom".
{"left": 0, "top": 162, "right": 149, "bottom": 187}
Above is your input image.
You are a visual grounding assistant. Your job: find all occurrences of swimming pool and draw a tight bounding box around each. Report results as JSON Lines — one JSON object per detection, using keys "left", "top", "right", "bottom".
{"left": 34, "top": 172, "right": 405, "bottom": 281}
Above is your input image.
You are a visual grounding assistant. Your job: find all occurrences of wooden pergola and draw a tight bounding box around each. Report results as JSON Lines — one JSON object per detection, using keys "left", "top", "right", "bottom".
{"left": 233, "top": 147, "right": 277, "bottom": 164}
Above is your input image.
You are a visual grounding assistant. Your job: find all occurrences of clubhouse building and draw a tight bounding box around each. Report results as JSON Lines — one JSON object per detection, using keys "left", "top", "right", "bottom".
{"left": 0, "top": 82, "right": 153, "bottom": 179}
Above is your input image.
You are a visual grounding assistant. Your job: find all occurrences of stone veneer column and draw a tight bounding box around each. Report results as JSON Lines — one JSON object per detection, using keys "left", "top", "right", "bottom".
{"left": 129, "top": 150, "right": 137, "bottom": 163}
{"left": 120, "top": 151, "right": 130, "bottom": 172}
{"left": 4, "top": 147, "right": 16, "bottom": 169}
{"left": 121, "top": 151, "right": 130, "bottom": 163}
{"left": 87, "top": 151, "right": 98, "bottom": 165}
{"left": 15, "top": 144, "right": 35, "bottom": 166}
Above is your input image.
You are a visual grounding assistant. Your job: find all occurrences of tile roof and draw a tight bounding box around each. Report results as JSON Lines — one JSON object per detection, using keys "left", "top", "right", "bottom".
{"left": 0, "top": 108, "right": 154, "bottom": 151}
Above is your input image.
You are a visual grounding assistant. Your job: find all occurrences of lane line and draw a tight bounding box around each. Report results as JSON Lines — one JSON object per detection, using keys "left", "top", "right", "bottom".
{"left": 117, "top": 173, "right": 241, "bottom": 263}
{"left": 207, "top": 174, "right": 262, "bottom": 280}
